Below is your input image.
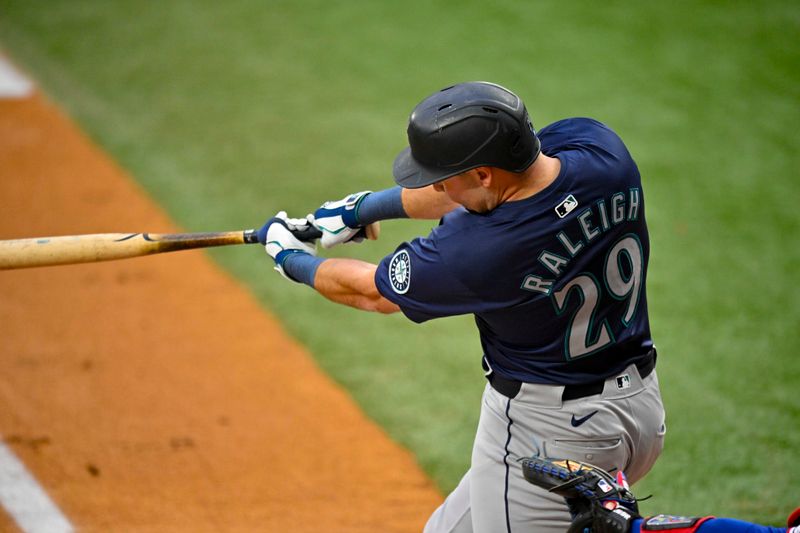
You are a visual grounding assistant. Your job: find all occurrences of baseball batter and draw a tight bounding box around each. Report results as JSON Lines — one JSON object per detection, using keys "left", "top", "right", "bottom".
{"left": 258, "top": 81, "right": 666, "bottom": 532}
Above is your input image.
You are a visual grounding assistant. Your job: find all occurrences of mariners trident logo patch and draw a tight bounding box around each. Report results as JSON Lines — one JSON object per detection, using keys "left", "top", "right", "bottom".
{"left": 389, "top": 250, "right": 411, "bottom": 294}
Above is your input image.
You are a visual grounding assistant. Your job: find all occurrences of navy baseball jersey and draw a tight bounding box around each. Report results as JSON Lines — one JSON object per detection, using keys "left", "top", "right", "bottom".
{"left": 375, "top": 118, "right": 653, "bottom": 385}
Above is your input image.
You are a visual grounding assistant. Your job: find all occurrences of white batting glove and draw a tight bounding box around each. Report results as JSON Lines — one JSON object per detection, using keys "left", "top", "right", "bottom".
{"left": 258, "top": 212, "right": 317, "bottom": 280}
{"left": 311, "top": 191, "right": 371, "bottom": 249}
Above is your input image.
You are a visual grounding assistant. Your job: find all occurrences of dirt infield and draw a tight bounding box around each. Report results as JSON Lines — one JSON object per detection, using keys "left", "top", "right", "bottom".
{"left": 0, "top": 93, "right": 441, "bottom": 531}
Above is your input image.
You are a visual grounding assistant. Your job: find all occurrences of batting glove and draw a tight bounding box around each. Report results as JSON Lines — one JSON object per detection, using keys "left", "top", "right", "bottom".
{"left": 257, "top": 212, "right": 317, "bottom": 280}
{"left": 310, "top": 190, "right": 371, "bottom": 249}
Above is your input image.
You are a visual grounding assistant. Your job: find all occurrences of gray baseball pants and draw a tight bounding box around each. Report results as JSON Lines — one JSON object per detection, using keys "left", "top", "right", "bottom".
{"left": 423, "top": 362, "right": 666, "bottom": 533}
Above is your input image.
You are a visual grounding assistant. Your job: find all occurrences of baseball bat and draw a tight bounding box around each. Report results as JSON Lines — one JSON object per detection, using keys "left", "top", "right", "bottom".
{"left": 0, "top": 222, "right": 380, "bottom": 270}
{"left": 0, "top": 229, "right": 277, "bottom": 270}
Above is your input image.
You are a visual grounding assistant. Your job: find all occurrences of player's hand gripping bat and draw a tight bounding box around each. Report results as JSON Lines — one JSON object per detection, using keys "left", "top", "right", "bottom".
{"left": 0, "top": 222, "right": 379, "bottom": 270}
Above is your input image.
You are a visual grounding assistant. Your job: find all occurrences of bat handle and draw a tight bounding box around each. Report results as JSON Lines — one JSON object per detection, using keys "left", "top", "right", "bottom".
{"left": 243, "top": 225, "right": 323, "bottom": 244}
{"left": 291, "top": 225, "right": 323, "bottom": 242}
{"left": 243, "top": 230, "right": 260, "bottom": 244}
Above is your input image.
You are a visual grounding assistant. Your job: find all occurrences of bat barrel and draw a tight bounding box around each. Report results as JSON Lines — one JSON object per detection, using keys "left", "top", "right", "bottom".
{"left": 0, "top": 231, "right": 251, "bottom": 270}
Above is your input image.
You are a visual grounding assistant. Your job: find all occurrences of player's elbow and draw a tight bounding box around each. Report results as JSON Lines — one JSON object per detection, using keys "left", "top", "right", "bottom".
{"left": 330, "top": 292, "right": 399, "bottom": 314}
{"left": 353, "top": 285, "right": 400, "bottom": 314}
{"left": 344, "top": 263, "right": 400, "bottom": 314}
{"left": 369, "top": 295, "right": 401, "bottom": 314}
{"left": 314, "top": 259, "right": 400, "bottom": 314}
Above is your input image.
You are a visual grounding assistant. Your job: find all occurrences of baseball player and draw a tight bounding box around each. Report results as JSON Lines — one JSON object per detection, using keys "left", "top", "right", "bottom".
{"left": 523, "top": 456, "right": 800, "bottom": 533}
{"left": 258, "top": 81, "right": 666, "bottom": 532}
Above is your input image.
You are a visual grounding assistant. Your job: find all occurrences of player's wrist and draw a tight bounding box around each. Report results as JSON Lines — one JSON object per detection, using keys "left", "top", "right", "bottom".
{"left": 280, "top": 252, "right": 325, "bottom": 287}
{"left": 353, "top": 186, "right": 407, "bottom": 226}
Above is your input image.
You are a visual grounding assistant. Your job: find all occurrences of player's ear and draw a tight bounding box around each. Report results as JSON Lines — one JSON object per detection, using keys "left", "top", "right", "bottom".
{"left": 474, "top": 167, "right": 493, "bottom": 188}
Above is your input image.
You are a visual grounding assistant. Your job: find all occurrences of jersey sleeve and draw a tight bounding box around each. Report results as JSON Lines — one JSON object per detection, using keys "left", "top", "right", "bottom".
{"left": 375, "top": 236, "right": 480, "bottom": 323}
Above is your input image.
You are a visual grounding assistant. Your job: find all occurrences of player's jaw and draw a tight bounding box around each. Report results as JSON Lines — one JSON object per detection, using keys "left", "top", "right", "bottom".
{"left": 433, "top": 168, "right": 496, "bottom": 213}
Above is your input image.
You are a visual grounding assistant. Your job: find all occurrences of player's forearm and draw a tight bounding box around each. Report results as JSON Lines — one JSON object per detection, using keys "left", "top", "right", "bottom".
{"left": 312, "top": 258, "right": 400, "bottom": 314}
{"left": 354, "top": 186, "right": 458, "bottom": 225}
{"left": 401, "top": 186, "right": 459, "bottom": 219}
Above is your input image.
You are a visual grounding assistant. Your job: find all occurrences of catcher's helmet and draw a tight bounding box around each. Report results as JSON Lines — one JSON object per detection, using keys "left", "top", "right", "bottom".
{"left": 393, "top": 81, "right": 541, "bottom": 189}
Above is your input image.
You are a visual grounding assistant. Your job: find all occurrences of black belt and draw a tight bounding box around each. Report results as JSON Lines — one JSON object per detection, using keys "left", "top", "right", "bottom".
{"left": 487, "top": 349, "right": 656, "bottom": 400}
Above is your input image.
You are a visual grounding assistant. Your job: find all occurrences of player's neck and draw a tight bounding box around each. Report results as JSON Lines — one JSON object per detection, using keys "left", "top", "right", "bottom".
{"left": 504, "top": 154, "right": 561, "bottom": 203}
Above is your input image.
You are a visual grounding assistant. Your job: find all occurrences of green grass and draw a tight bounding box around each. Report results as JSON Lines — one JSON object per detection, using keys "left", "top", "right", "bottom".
{"left": 1, "top": 0, "right": 798, "bottom": 524}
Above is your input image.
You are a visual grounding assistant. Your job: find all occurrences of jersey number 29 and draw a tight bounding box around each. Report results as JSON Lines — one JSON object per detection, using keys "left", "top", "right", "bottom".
{"left": 552, "top": 234, "right": 644, "bottom": 359}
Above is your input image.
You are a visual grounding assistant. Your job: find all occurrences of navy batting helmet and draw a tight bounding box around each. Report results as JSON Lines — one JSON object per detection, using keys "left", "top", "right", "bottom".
{"left": 392, "top": 81, "right": 541, "bottom": 189}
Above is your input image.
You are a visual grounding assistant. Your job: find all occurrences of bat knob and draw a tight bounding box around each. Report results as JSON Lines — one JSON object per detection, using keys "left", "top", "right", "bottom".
{"left": 243, "top": 230, "right": 260, "bottom": 244}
